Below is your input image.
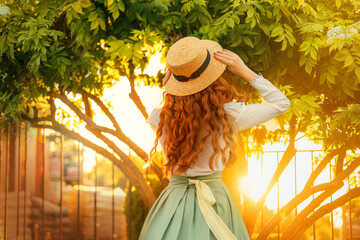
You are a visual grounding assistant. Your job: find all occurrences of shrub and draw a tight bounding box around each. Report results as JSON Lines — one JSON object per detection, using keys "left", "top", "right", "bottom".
{"left": 124, "top": 174, "right": 165, "bottom": 240}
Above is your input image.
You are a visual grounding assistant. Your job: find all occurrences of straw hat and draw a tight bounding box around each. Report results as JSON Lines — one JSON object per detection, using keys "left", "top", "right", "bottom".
{"left": 165, "top": 37, "right": 226, "bottom": 96}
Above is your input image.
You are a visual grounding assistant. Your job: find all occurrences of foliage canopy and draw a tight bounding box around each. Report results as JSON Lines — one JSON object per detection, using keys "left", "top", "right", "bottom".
{"left": 1, "top": 0, "right": 360, "bottom": 239}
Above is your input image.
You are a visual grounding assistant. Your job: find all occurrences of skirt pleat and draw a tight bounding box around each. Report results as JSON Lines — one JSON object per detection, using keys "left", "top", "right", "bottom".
{"left": 139, "top": 172, "right": 250, "bottom": 240}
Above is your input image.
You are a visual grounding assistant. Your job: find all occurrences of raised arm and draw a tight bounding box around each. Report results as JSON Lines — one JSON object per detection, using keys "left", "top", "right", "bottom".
{"left": 214, "top": 49, "right": 290, "bottom": 131}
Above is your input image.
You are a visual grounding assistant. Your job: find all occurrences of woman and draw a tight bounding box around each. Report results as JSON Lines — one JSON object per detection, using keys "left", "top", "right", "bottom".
{"left": 139, "top": 37, "right": 290, "bottom": 240}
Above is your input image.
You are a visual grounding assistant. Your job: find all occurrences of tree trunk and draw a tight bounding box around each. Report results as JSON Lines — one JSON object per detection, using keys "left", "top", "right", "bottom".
{"left": 245, "top": 143, "right": 296, "bottom": 236}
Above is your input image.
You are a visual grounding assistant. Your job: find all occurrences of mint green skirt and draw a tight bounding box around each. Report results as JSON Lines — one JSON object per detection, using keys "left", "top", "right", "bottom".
{"left": 139, "top": 172, "right": 250, "bottom": 240}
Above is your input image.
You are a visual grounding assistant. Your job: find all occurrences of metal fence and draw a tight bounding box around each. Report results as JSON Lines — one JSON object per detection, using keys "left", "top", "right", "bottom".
{"left": 0, "top": 122, "right": 126, "bottom": 240}
{"left": 0, "top": 121, "right": 359, "bottom": 240}
{"left": 253, "top": 150, "right": 359, "bottom": 240}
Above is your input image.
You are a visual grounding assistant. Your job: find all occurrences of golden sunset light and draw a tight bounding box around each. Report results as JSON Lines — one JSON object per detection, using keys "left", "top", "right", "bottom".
{"left": 2, "top": 1, "right": 360, "bottom": 239}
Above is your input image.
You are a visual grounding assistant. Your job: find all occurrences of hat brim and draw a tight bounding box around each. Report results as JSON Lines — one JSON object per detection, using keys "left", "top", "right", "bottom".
{"left": 164, "top": 39, "right": 226, "bottom": 96}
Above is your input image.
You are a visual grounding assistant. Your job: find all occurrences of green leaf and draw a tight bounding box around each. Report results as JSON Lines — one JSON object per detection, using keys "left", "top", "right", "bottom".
{"left": 229, "top": 37, "right": 242, "bottom": 47}
{"left": 4, "top": 104, "right": 12, "bottom": 115}
{"left": 72, "top": 2, "right": 84, "bottom": 14}
{"left": 302, "top": 95, "right": 320, "bottom": 108}
{"left": 243, "top": 36, "right": 254, "bottom": 48}
{"left": 214, "top": 12, "right": 232, "bottom": 25}
{"left": 342, "top": 82, "right": 355, "bottom": 98}
{"left": 41, "top": 47, "right": 47, "bottom": 55}
{"left": 226, "top": 17, "right": 234, "bottom": 28}
{"left": 336, "top": 0, "right": 342, "bottom": 8}
{"left": 259, "top": 24, "right": 270, "bottom": 36}
{"left": 292, "top": 102, "right": 302, "bottom": 117}
{"left": 61, "top": 57, "right": 71, "bottom": 65}
{"left": 271, "top": 25, "right": 284, "bottom": 37}
{"left": 247, "top": 8, "right": 255, "bottom": 18}
{"left": 281, "top": 39, "right": 287, "bottom": 51}
{"left": 274, "top": 34, "right": 285, "bottom": 42}
{"left": 80, "top": 0, "right": 92, "bottom": 8}
{"left": 355, "top": 67, "right": 360, "bottom": 80}
{"left": 310, "top": 48, "right": 317, "bottom": 60}
{"left": 327, "top": 74, "right": 336, "bottom": 84}
{"left": 250, "top": 19, "right": 256, "bottom": 29}
{"left": 90, "top": 19, "right": 99, "bottom": 30}
{"left": 118, "top": 1, "right": 125, "bottom": 12}
{"left": 88, "top": 11, "right": 98, "bottom": 21}
{"left": 232, "top": 15, "right": 240, "bottom": 25}
{"left": 344, "top": 54, "right": 354, "bottom": 67}
{"left": 99, "top": 18, "right": 106, "bottom": 30}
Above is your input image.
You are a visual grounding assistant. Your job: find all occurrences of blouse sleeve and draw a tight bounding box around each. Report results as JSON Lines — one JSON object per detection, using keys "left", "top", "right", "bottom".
{"left": 224, "top": 74, "right": 290, "bottom": 131}
{"left": 146, "top": 107, "right": 161, "bottom": 131}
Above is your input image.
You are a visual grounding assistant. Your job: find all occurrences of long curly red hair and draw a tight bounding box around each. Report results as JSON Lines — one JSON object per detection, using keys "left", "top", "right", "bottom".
{"left": 149, "top": 76, "right": 246, "bottom": 175}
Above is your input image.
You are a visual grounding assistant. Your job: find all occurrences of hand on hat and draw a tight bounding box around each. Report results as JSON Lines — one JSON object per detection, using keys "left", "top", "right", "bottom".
{"left": 214, "top": 49, "right": 257, "bottom": 82}
{"left": 162, "top": 68, "right": 172, "bottom": 86}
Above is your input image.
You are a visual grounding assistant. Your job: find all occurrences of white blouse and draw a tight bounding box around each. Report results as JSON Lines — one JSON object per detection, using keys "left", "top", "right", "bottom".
{"left": 147, "top": 74, "right": 291, "bottom": 176}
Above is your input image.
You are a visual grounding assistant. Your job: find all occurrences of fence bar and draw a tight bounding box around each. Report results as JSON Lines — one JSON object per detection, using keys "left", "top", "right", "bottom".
{"left": 0, "top": 122, "right": 3, "bottom": 238}
{"left": 294, "top": 154, "right": 297, "bottom": 216}
{"left": 277, "top": 152, "right": 280, "bottom": 240}
{"left": 262, "top": 150, "right": 323, "bottom": 153}
{"left": 96, "top": 223, "right": 100, "bottom": 240}
{"left": 4, "top": 123, "right": 10, "bottom": 240}
{"left": 42, "top": 128, "right": 45, "bottom": 240}
{"left": 260, "top": 153, "right": 264, "bottom": 228}
{"left": 311, "top": 151, "right": 316, "bottom": 240}
{"left": 128, "top": 181, "right": 132, "bottom": 240}
{"left": 329, "top": 162, "right": 334, "bottom": 240}
{"left": 17, "top": 122, "right": 21, "bottom": 238}
{"left": 60, "top": 134, "right": 64, "bottom": 240}
{"left": 77, "top": 142, "right": 81, "bottom": 239}
{"left": 45, "top": 232, "right": 51, "bottom": 240}
{"left": 112, "top": 161, "right": 115, "bottom": 240}
{"left": 34, "top": 224, "right": 39, "bottom": 240}
{"left": 94, "top": 153, "right": 98, "bottom": 240}
{"left": 23, "top": 123, "right": 28, "bottom": 240}
{"left": 348, "top": 178, "right": 353, "bottom": 240}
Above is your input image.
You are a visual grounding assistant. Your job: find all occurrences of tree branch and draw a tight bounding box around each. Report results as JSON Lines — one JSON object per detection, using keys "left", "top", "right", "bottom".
{"left": 82, "top": 92, "right": 93, "bottom": 120}
{"left": 23, "top": 111, "right": 157, "bottom": 209}
{"left": 49, "top": 96, "right": 56, "bottom": 122}
{"left": 81, "top": 91, "right": 169, "bottom": 186}
{"left": 256, "top": 144, "right": 297, "bottom": 210}
{"left": 52, "top": 95, "right": 158, "bottom": 208}
{"left": 282, "top": 156, "right": 360, "bottom": 239}
{"left": 21, "top": 114, "right": 52, "bottom": 124}
{"left": 127, "top": 70, "right": 149, "bottom": 119}
{"left": 52, "top": 93, "right": 118, "bottom": 136}
{"left": 335, "top": 148, "right": 346, "bottom": 176}
{"left": 245, "top": 143, "right": 297, "bottom": 235}
{"left": 242, "top": 116, "right": 298, "bottom": 235}
{"left": 82, "top": 91, "right": 122, "bottom": 132}
{"left": 304, "top": 146, "right": 347, "bottom": 189}
{"left": 293, "top": 187, "right": 360, "bottom": 239}
{"left": 257, "top": 182, "right": 341, "bottom": 240}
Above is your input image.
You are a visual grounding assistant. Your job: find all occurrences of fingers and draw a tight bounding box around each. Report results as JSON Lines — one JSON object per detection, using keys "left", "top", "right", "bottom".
{"left": 214, "top": 50, "right": 236, "bottom": 62}
{"left": 213, "top": 53, "right": 233, "bottom": 65}
{"left": 162, "top": 68, "right": 172, "bottom": 86}
{"left": 166, "top": 68, "right": 172, "bottom": 76}
{"left": 215, "top": 49, "right": 249, "bottom": 77}
{"left": 215, "top": 49, "right": 237, "bottom": 58}
{"left": 214, "top": 52, "right": 234, "bottom": 62}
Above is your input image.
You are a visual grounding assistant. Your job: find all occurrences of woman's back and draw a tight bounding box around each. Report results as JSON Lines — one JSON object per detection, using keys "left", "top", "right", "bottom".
{"left": 140, "top": 36, "right": 290, "bottom": 240}
{"left": 148, "top": 74, "right": 290, "bottom": 176}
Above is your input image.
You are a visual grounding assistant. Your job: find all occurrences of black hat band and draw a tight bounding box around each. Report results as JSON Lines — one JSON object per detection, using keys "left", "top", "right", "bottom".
{"left": 172, "top": 49, "right": 211, "bottom": 83}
